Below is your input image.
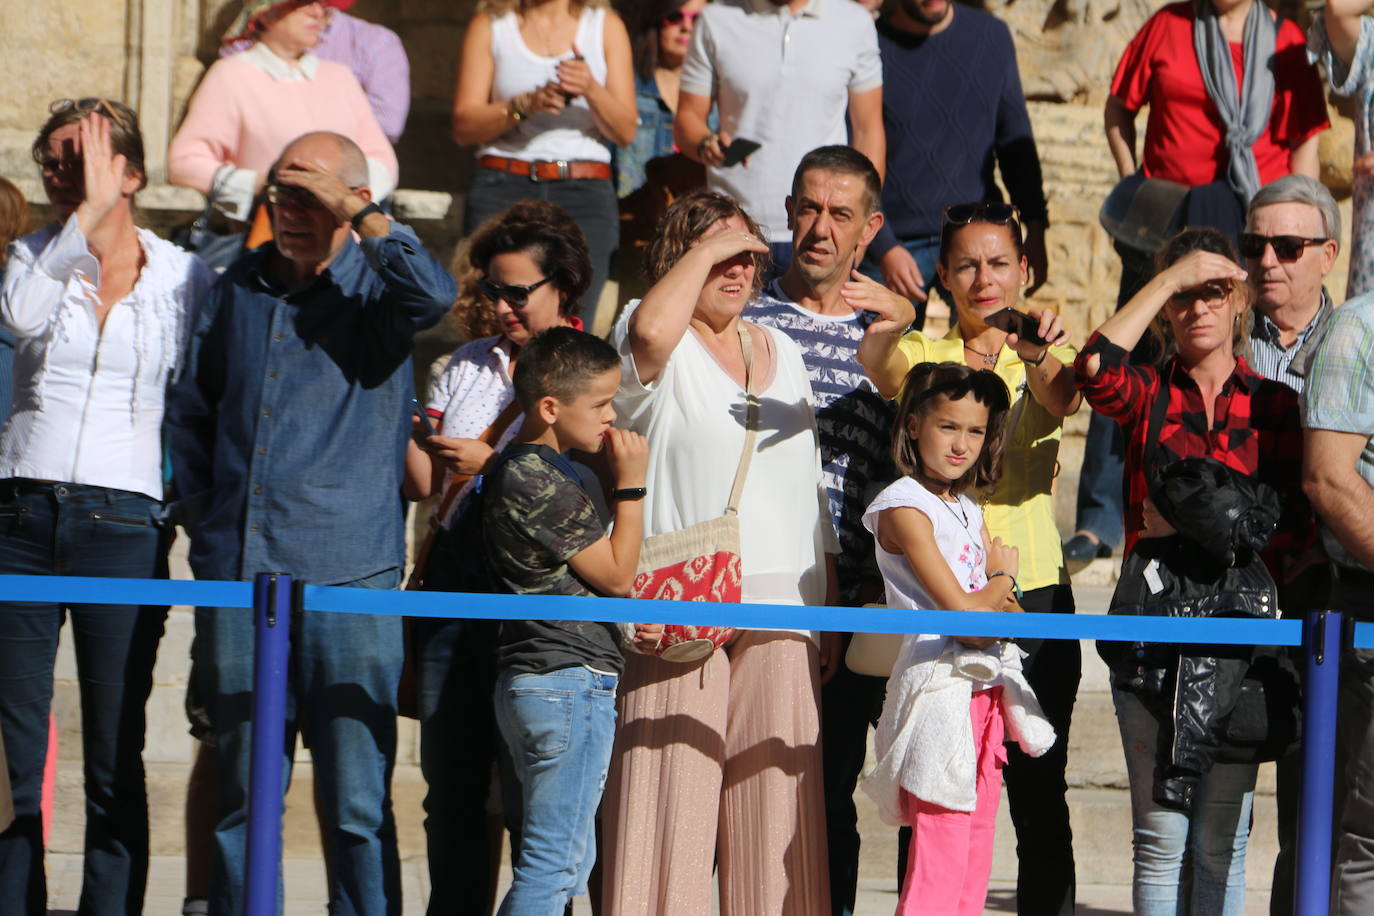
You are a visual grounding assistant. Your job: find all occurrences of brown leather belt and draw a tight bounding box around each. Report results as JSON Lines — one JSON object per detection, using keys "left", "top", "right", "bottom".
{"left": 478, "top": 155, "right": 612, "bottom": 182}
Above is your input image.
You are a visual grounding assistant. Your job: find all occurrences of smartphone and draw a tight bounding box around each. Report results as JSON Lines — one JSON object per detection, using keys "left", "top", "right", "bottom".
{"left": 983, "top": 307, "right": 1048, "bottom": 347}
{"left": 720, "top": 138, "right": 762, "bottom": 168}
{"left": 411, "top": 398, "right": 438, "bottom": 437}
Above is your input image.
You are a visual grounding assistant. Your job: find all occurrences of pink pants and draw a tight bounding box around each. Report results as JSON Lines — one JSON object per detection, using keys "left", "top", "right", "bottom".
{"left": 897, "top": 686, "right": 1006, "bottom": 916}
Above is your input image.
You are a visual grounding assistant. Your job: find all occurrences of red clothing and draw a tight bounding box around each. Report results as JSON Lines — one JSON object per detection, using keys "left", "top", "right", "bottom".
{"left": 1074, "top": 332, "right": 1313, "bottom": 565}
{"left": 1110, "top": 1, "right": 1329, "bottom": 188}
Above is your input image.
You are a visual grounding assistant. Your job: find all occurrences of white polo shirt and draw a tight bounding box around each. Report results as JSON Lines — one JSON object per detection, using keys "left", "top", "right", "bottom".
{"left": 681, "top": 0, "right": 882, "bottom": 242}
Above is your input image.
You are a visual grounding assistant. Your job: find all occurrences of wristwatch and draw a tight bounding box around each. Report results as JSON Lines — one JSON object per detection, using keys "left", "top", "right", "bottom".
{"left": 350, "top": 202, "right": 384, "bottom": 232}
{"left": 611, "top": 487, "right": 647, "bottom": 501}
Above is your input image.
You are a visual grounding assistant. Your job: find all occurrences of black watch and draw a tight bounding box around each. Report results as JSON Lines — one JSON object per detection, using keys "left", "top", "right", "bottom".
{"left": 611, "top": 486, "right": 647, "bottom": 501}
{"left": 350, "top": 201, "right": 384, "bottom": 232}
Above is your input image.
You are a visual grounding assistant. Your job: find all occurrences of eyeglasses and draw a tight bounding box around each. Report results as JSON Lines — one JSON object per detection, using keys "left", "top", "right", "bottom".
{"left": 48, "top": 97, "right": 131, "bottom": 132}
{"left": 264, "top": 183, "right": 328, "bottom": 210}
{"left": 477, "top": 275, "right": 553, "bottom": 308}
{"left": 943, "top": 202, "right": 1019, "bottom": 226}
{"left": 1239, "top": 233, "right": 1328, "bottom": 262}
{"left": 1168, "top": 283, "right": 1232, "bottom": 310}
{"left": 662, "top": 8, "right": 701, "bottom": 26}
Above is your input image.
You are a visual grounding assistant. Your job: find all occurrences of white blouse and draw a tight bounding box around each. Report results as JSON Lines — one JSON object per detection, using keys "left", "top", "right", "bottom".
{"left": 0, "top": 219, "right": 213, "bottom": 499}
{"left": 426, "top": 334, "right": 525, "bottom": 526}
{"left": 611, "top": 303, "right": 838, "bottom": 609}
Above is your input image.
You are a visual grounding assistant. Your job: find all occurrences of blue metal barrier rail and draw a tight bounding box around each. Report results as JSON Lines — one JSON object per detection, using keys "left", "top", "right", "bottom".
{"left": 0, "top": 572, "right": 1362, "bottom": 915}
{"left": 2, "top": 574, "right": 1372, "bottom": 647}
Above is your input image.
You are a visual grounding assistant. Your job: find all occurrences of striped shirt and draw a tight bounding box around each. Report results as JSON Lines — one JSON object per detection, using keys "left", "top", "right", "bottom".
{"left": 1301, "top": 290, "right": 1374, "bottom": 570}
{"left": 1247, "top": 290, "right": 1333, "bottom": 393}
{"left": 895, "top": 325, "right": 1077, "bottom": 592}
{"left": 746, "top": 287, "right": 895, "bottom": 604}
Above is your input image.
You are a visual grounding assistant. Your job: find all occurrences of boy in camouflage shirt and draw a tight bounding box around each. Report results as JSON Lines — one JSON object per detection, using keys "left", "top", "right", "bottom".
{"left": 480, "top": 327, "right": 659, "bottom": 913}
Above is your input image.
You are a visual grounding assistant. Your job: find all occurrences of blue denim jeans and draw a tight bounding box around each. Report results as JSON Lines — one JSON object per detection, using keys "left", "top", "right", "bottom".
{"left": 196, "top": 568, "right": 404, "bottom": 916}
{"left": 0, "top": 479, "right": 168, "bottom": 916}
{"left": 494, "top": 665, "right": 618, "bottom": 916}
{"left": 1113, "top": 688, "right": 1256, "bottom": 916}
{"left": 414, "top": 617, "right": 500, "bottom": 915}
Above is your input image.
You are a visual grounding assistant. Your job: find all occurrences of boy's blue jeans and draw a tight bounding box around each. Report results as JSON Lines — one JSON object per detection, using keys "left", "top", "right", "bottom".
{"left": 494, "top": 665, "right": 618, "bottom": 916}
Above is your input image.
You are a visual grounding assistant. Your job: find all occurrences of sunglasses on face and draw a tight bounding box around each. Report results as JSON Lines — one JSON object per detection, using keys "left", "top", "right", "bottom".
{"left": 264, "top": 183, "right": 328, "bottom": 210}
{"left": 1168, "top": 283, "right": 1231, "bottom": 310}
{"left": 943, "top": 202, "right": 1019, "bottom": 226}
{"left": 1238, "top": 233, "right": 1327, "bottom": 262}
{"left": 662, "top": 8, "right": 701, "bottom": 26}
{"left": 477, "top": 275, "right": 553, "bottom": 308}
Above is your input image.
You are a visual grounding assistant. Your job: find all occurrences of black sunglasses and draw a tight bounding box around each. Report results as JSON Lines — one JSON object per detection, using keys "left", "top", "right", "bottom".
{"left": 943, "top": 202, "right": 1019, "bottom": 226}
{"left": 662, "top": 9, "right": 701, "bottom": 26}
{"left": 477, "top": 275, "right": 553, "bottom": 308}
{"left": 1239, "top": 233, "right": 1328, "bottom": 262}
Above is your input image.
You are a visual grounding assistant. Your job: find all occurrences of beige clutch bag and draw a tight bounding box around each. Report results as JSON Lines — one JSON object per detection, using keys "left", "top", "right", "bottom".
{"left": 843, "top": 605, "right": 903, "bottom": 677}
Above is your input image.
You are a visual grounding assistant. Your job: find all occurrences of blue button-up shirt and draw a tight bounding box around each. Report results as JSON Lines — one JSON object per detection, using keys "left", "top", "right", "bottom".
{"left": 168, "top": 224, "right": 454, "bottom": 585}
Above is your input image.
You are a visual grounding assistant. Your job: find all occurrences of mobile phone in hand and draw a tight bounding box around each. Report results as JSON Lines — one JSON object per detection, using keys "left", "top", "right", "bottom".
{"left": 983, "top": 307, "right": 1048, "bottom": 346}
{"left": 411, "top": 398, "right": 437, "bottom": 437}
{"left": 720, "top": 138, "right": 762, "bottom": 168}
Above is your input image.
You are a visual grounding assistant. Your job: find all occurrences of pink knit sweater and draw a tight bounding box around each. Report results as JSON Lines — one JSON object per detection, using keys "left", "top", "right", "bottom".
{"left": 167, "top": 52, "right": 398, "bottom": 196}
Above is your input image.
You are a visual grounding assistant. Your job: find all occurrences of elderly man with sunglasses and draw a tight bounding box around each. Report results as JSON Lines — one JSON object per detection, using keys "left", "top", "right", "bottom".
{"left": 167, "top": 130, "right": 453, "bottom": 916}
{"left": 1241, "top": 175, "right": 1341, "bottom": 394}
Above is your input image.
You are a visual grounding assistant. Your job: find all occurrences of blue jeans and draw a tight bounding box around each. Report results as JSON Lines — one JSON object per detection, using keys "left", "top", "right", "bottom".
{"left": 0, "top": 479, "right": 167, "bottom": 916}
{"left": 196, "top": 568, "right": 404, "bottom": 916}
{"left": 860, "top": 234, "right": 947, "bottom": 332}
{"left": 464, "top": 167, "right": 619, "bottom": 333}
{"left": 1113, "top": 688, "right": 1256, "bottom": 915}
{"left": 414, "top": 617, "right": 500, "bottom": 915}
{"left": 494, "top": 665, "right": 618, "bottom": 916}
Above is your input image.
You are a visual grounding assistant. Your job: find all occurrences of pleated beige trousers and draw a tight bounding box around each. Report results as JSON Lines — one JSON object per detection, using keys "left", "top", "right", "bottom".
{"left": 600, "top": 629, "right": 830, "bottom": 915}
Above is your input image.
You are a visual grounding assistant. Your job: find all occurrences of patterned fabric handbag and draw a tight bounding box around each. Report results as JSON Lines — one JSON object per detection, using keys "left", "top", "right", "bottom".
{"left": 624, "top": 322, "right": 759, "bottom": 662}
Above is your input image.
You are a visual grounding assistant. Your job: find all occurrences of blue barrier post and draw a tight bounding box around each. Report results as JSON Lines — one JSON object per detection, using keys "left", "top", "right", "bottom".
{"left": 1295, "top": 608, "right": 1343, "bottom": 916}
{"left": 244, "top": 573, "right": 293, "bottom": 915}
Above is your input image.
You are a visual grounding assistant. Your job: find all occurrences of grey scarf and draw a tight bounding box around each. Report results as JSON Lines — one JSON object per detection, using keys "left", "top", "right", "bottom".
{"left": 1192, "top": 0, "right": 1277, "bottom": 204}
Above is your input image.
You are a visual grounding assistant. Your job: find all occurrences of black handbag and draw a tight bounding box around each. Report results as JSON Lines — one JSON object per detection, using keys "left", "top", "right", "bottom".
{"left": 1100, "top": 380, "right": 1301, "bottom": 771}
{"left": 171, "top": 173, "right": 246, "bottom": 271}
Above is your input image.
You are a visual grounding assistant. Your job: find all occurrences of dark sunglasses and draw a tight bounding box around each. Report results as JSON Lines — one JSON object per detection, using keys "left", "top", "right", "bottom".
{"left": 662, "top": 8, "right": 701, "bottom": 26}
{"left": 1168, "top": 283, "right": 1232, "bottom": 310}
{"left": 1239, "top": 233, "right": 1327, "bottom": 262}
{"left": 943, "top": 202, "right": 1019, "bottom": 226}
{"left": 265, "top": 183, "right": 326, "bottom": 210}
{"left": 477, "top": 275, "right": 553, "bottom": 308}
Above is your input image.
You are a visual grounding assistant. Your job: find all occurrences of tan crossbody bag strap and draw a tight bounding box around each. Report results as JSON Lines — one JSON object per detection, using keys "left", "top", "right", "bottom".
{"left": 724, "top": 322, "right": 760, "bottom": 516}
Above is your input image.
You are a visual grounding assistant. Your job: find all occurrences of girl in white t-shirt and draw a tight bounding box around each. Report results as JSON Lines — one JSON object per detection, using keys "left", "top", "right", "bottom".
{"left": 862, "top": 361, "right": 1054, "bottom": 916}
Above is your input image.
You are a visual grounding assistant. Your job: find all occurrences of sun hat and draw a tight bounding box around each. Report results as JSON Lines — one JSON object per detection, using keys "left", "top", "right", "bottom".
{"left": 222, "top": 0, "right": 355, "bottom": 45}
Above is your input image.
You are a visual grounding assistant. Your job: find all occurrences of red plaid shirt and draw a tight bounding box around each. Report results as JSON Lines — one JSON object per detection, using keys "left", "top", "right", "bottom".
{"left": 1075, "top": 332, "right": 1313, "bottom": 563}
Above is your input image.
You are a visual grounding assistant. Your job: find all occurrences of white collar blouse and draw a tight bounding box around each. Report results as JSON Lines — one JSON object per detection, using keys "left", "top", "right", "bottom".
{"left": 0, "top": 218, "right": 214, "bottom": 499}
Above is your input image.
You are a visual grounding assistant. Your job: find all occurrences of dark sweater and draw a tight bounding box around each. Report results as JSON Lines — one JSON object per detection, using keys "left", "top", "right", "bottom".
{"left": 871, "top": 7, "right": 1048, "bottom": 257}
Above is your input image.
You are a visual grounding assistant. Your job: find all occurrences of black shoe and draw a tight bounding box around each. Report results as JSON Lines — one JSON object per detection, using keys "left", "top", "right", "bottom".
{"left": 1063, "top": 533, "right": 1112, "bottom": 563}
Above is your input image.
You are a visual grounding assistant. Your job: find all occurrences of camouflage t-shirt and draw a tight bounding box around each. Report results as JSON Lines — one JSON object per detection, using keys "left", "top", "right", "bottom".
{"left": 482, "top": 444, "right": 624, "bottom": 675}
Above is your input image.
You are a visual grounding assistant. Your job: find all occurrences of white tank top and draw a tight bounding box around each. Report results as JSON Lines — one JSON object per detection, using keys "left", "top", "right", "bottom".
{"left": 479, "top": 7, "right": 612, "bottom": 165}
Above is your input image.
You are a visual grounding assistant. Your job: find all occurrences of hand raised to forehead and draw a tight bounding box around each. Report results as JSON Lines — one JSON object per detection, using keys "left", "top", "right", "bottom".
{"left": 77, "top": 113, "right": 129, "bottom": 223}
{"left": 274, "top": 160, "right": 359, "bottom": 222}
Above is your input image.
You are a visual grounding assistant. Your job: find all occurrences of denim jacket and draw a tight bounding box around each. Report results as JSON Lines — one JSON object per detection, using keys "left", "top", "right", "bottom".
{"left": 615, "top": 74, "right": 678, "bottom": 199}
{"left": 167, "top": 224, "right": 454, "bottom": 585}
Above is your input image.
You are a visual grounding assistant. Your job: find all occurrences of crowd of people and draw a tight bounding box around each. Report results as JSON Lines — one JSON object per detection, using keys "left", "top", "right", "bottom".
{"left": 9, "top": 0, "right": 1374, "bottom": 915}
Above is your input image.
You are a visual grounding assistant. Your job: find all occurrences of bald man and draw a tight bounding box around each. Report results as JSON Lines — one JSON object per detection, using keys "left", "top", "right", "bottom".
{"left": 168, "top": 131, "right": 455, "bottom": 916}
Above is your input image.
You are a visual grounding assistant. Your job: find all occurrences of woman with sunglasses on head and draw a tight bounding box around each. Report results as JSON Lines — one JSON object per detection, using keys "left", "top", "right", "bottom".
{"left": 858, "top": 200, "right": 1083, "bottom": 915}
{"left": 452, "top": 0, "right": 636, "bottom": 336}
{"left": 0, "top": 98, "right": 213, "bottom": 915}
{"left": 402, "top": 198, "right": 590, "bottom": 915}
{"left": 1075, "top": 227, "right": 1312, "bottom": 914}
{"left": 168, "top": 0, "right": 396, "bottom": 234}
